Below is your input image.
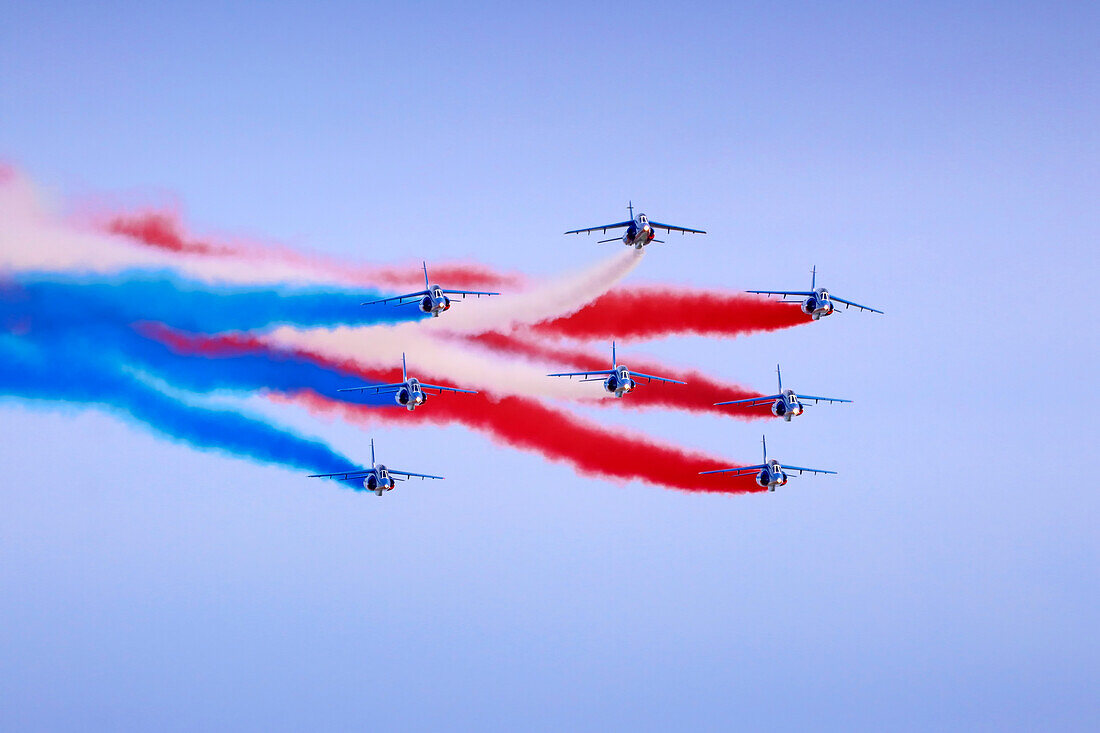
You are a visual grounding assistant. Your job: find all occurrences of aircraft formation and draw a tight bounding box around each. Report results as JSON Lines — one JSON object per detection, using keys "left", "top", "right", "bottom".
{"left": 310, "top": 203, "right": 882, "bottom": 495}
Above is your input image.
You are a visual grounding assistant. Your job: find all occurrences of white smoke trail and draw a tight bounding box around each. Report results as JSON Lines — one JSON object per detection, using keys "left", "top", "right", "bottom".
{"left": 266, "top": 323, "right": 614, "bottom": 402}
{"left": 0, "top": 174, "right": 352, "bottom": 286}
{"left": 408, "top": 248, "right": 644, "bottom": 334}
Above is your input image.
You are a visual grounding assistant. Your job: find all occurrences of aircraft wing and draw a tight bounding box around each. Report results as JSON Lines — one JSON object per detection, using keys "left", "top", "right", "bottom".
{"left": 699, "top": 464, "right": 767, "bottom": 476}
{"left": 361, "top": 290, "right": 429, "bottom": 306}
{"left": 629, "top": 371, "right": 686, "bottom": 385}
{"left": 439, "top": 289, "right": 500, "bottom": 298}
{"left": 547, "top": 370, "right": 615, "bottom": 379}
{"left": 337, "top": 383, "right": 403, "bottom": 394}
{"left": 829, "top": 295, "right": 884, "bottom": 314}
{"left": 781, "top": 464, "right": 837, "bottom": 476}
{"left": 309, "top": 469, "right": 372, "bottom": 480}
{"left": 714, "top": 393, "right": 781, "bottom": 407}
{"left": 747, "top": 290, "right": 814, "bottom": 299}
{"left": 387, "top": 468, "right": 445, "bottom": 481}
{"left": 796, "top": 394, "right": 852, "bottom": 404}
{"left": 646, "top": 220, "right": 706, "bottom": 235}
{"left": 564, "top": 220, "right": 634, "bottom": 235}
{"left": 418, "top": 383, "right": 478, "bottom": 395}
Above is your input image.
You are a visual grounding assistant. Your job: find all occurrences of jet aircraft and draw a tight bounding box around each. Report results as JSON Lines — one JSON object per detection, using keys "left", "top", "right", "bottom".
{"left": 309, "top": 439, "right": 443, "bottom": 496}
{"left": 362, "top": 262, "right": 499, "bottom": 317}
{"left": 338, "top": 353, "right": 477, "bottom": 411}
{"left": 547, "top": 342, "right": 685, "bottom": 398}
{"left": 715, "top": 364, "right": 850, "bottom": 421}
{"left": 699, "top": 436, "right": 836, "bottom": 492}
{"left": 748, "top": 266, "right": 883, "bottom": 320}
{"left": 564, "top": 202, "right": 706, "bottom": 249}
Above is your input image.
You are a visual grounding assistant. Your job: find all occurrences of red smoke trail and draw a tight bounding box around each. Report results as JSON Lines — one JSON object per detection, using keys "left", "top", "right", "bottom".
{"left": 106, "top": 211, "right": 235, "bottom": 255}
{"left": 104, "top": 210, "right": 523, "bottom": 290}
{"left": 533, "top": 288, "right": 811, "bottom": 340}
{"left": 140, "top": 323, "right": 759, "bottom": 493}
{"left": 288, "top": 389, "right": 760, "bottom": 494}
{"left": 460, "top": 331, "right": 771, "bottom": 419}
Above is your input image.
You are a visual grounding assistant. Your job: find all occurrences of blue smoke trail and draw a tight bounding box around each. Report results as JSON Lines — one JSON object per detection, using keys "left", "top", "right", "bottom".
{"left": 0, "top": 270, "right": 424, "bottom": 480}
{"left": 6, "top": 270, "right": 428, "bottom": 332}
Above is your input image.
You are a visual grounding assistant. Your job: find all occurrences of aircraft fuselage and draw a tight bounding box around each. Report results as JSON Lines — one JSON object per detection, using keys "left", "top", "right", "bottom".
{"left": 802, "top": 288, "right": 836, "bottom": 320}
{"left": 604, "top": 366, "right": 637, "bottom": 398}
{"left": 621, "top": 215, "right": 656, "bottom": 249}
{"left": 394, "top": 378, "right": 427, "bottom": 411}
{"left": 757, "top": 460, "right": 789, "bottom": 491}
{"left": 360, "top": 466, "right": 395, "bottom": 496}
{"left": 420, "top": 285, "right": 452, "bottom": 317}
{"left": 772, "top": 390, "right": 805, "bottom": 421}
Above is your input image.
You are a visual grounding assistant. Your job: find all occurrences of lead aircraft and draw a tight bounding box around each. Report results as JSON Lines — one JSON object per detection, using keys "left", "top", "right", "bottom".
{"left": 362, "top": 262, "right": 499, "bottom": 317}
{"left": 337, "top": 353, "right": 477, "bottom": 410}
{"left": 748, "top": 266, "right": 883, "bottom": 320}
{"left": 715, "top": 364, "right": 850, "bottom": 421}
{"left": 564, "top": 202, "right": 706, "bottom": 249}
{"left": 547, "top": 342, "right": 685, "bottom": 398}
{"left": 309, "top": 439, "right": 443, "bottom": 496}
{"left": 699, "top": 436, "right": 836, "bottom": 492}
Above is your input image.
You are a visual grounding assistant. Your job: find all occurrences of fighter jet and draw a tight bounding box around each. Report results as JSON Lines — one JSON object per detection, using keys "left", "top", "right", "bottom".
{"left": 362, "top": 262, "right": 499, "bottom": 317}
{"left": 309, "top": 439, "right": 443, "bottom": 496}
{"left": 564, "top": 202, "right": 706, "bottom": 249}
{"left": 715, "top": 364, "right": 850, "bottom": 421}
{"left": 749, "top": 266, "right": 883, "bottom": 320}
{"left": 337, "top": 353, "right": 476, "bottom": 411}
{"left": 547, "top": 342, "right": 685, "bottom": 398}
{"left": 699, "top": 436, "right": 836, "bottom": 492}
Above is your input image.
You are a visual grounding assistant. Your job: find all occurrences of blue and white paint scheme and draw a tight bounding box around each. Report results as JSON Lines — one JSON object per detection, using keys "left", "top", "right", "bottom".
{"left": 362, "top": 262, "right": 500, "bottom": 317}
{"left": 309, "top": 439, "right": 444, "bottom": 496}
{"left": 338, "top": 353, "right": 477, "bottom": 411}
{"left": 749, "top": 266, "right": 883, "bottom": 320}
{"left": 699, "top": 436, "right": 836, "bottom": 492}
{"left": 547, "top": 341, "right": 685, "bottom": 398}
{"left": 564, "top": 202, "right": 706, "bottom": 249}
{"left": 715, "top": 364, "right": 850, "bottom": 421}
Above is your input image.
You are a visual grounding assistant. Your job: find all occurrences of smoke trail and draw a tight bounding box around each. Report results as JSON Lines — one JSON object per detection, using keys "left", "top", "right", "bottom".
{"left": 0, "top": 328, "right": 357, "bottom": 478}
{"left": 533, "top": 287, "right": 810, "bottom": 340}
{"left": 103, "top": 209, "right": 525, "bottom": 290}
{"left": 128, "top": 325, "right": 758, "bottom": 492}
{"left": 8, "top": 272, "right": 425, "bottom": 333}
{"left": 287, "top": 390, "right": 761, "bottom": 494}
{"left": 258, "top": 321, "right": 606, "bottom": 401}
{"left": 458, "top": 331, "right": 769, "bottom": 419}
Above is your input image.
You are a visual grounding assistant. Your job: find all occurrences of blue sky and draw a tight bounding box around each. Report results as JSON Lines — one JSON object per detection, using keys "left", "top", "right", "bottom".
{"left": 1, "top": 1, "right": 1098, "bottom": 730}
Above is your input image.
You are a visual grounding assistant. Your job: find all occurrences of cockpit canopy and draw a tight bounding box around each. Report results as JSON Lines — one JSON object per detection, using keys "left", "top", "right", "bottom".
{"left": 637, "top": 214, "right": 648, "bottom": 224}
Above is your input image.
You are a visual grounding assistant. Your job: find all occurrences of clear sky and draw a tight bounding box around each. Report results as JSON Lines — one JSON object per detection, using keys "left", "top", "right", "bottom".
{"left": 1, "top": 1, "right": 1098, "bottom": 730}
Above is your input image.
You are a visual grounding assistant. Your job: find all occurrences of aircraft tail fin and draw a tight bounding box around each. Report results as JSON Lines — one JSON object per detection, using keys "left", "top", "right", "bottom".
{"left": 612, "top": 341, "right": 617, "bottom": 367}
{"left": 627, "top": 201, "right": 634, "bottom": 219}
{"left": 371, "top": 438, "right": 376, "bottom": 468}
{"left": 777, "top": 364, "right": 783, "bottom": 392}
{"left": 402, "top": 353, "right": 407, "bottom": 382}
{"left": 423, "top": 261, "right": 430, "bottom": 289}
{"left": 811, "top": 265, "right": 816, "bottom": 290}
{"left": 762, "top": 435, "right": 767, "bottom": 463}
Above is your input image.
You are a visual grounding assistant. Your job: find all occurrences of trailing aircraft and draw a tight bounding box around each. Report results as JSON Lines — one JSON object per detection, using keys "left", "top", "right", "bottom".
{"left": 338, "top": 353, "right": 476, "bottom": 411}
{"left": 363, "top": 262, "right": 499, "bottom": 317}
{"left": 749, "top": 266, "right": 883, "bottom": 320}
{"left": 715, "top": 364, "right": 850, "bottom": 421}
{"left": 547, "top": 342, "right": 685, "bottom": 398}
{"left": 699, "top": 436, "right": 836, "bottom": 491}
{"left": 309, "top": 439, "right": 443, "bottom": 496}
